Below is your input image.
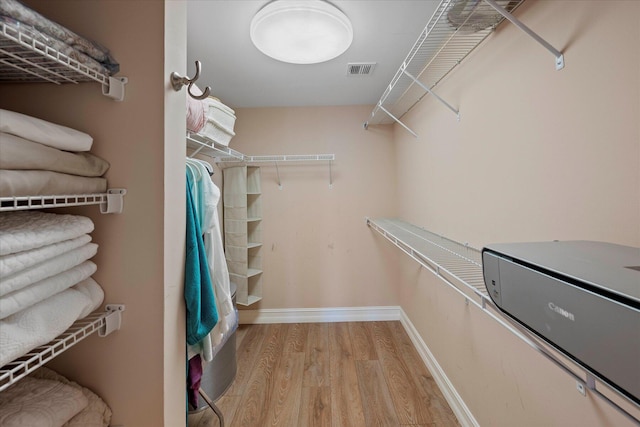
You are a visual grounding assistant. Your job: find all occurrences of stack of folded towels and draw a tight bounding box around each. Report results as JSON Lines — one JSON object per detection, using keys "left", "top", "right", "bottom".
{"left": 0, "top": 109, "right": 109, "bottom": 197}
{"left": 0, "top": 210, "right": 104, "bottom": 368}
{"left": 0, "top": 366, "right": 112, "bottom": 427}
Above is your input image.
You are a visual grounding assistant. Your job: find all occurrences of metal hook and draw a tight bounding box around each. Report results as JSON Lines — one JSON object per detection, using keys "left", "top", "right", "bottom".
{"left": 170, "top": 60, "right": 211, "bottom": 100}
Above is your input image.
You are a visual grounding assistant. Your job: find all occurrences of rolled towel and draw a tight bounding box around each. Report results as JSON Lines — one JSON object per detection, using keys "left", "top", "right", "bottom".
{"left": 186, "top": 89, "right": 206, "bottom": 133}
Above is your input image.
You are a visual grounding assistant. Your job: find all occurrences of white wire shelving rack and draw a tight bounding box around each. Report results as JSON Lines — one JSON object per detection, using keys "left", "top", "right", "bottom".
{"left": 367, "top": 218, "right": 640, "bottom": 425}
{"left": 0, "top": 305, "right": 125, "bottom": 392}
{"left": 0, "top": 189, "right": 127, "bottom": 388}
{"left": 0, "top": 8, "right": 128, "bottom": 399}
{"left": 187, "top": 132, "right": 245, "bottom": 161}
{"left": 0, "top": 19, "right": 127, "bottom": 100}
{"left": 364, "top": 0, "right": 564, "bottom": 136}
{"left": 0, "top": 189, "right": 127, "bottom": 213}
{"left": 187, "top": 132, "right": 336, "bottom": 188}
{"left": 1, "top": 193, "right": 127, "bottom": 382}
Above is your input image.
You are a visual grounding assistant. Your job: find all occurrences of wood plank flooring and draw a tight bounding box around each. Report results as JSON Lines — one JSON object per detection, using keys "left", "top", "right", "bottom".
{"left": 188, "top": 321, "right": 460, "bottom": 427}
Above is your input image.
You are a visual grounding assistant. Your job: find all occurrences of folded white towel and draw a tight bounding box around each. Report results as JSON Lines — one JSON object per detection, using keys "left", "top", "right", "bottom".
{"left": 0, "top": 169, "right": 108, "bottom": 198}
{"left": 0, "top": 132, "right": 109, "bottom": 176}
{"left": 0, "top": 211, "right": 94, "bottom": 256}
{"left": 0, "top": 234, "right": 91, "bottom": 277}
{"left": 73, "top": 278, "right": 105, "bottom": 319}
{"left": 0, "top": 376, "right": 88, "bottom": 427}
{"left": 1, "top": 243, "right": 98, "bottom": 296}
{"left": 0, "top": 260, "right": 96, "bottom": 319}
{"left": 31, "top": 367, "right": 112, "bottom": 427}
{"left": 0, "top": 109, "right": 93, "bottom": 151}
{"left": 0, "top": 278, "right": 104, "bottom": 367}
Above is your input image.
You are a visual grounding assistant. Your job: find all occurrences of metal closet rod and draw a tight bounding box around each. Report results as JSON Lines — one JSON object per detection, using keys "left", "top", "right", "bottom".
{"left": 257, "top": 156, "right": 335, "bottom": 190}
{"left": 238, "top": 155, "right": 335, "bottom": 189}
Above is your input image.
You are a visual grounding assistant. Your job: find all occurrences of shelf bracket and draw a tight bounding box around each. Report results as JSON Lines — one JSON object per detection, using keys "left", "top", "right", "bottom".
{"left": 403, "top": 69, "right": 460, "bottom": 121}
{"left": 100, "top": 188, "right": 127, "bottom": 214}
{"left": 377, "top": 103, "right": 418, "bottom": 138}
{"left": 586, "top": 373, "right": 597, "bottom": 391}
{"left": 102, "top": 76, "right": 128, "bottom": 101}
{"left": 188, "top": 144, "right": 206, "bottom": 159}
{"left": 483, "top": 0, "right": 564, "bottom": 70}
{"left": 274, "top": 161, "right": 283, "bottom": 190}
{"left": 329, "top": 159, "right": 333, "bottom": 189}
{"left": 99, "top": 304, "right": 125, "bottom": 337}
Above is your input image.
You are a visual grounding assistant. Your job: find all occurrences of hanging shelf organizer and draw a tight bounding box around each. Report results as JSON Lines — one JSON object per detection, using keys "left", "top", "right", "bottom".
{"left": 187, "top": 132, "right": 336, "bottom": 188}
{"left": 0, "top": 305, "right": 125, "bottom": 392}
{"left": 367, "top": 218, "right": 640, "bottom": 425}
{"left": 364, "top": 0, "right": 564, "bottom": 136}
{"left": 0, "top": 19, "right": 127, "bottom": 101}
{"left": 0, "top": 189, "right": 127, "bottom": 214}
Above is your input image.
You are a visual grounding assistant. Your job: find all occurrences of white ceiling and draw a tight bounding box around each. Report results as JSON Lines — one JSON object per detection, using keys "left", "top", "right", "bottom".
{"left": 187, "top": 1, "right": 440, "bottom": 109}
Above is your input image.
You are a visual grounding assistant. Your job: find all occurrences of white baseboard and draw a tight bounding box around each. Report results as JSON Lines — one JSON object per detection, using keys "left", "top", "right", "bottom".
{"left": 399, "top": 309, "right": 478, "bottom": 427}
{"left": 238, "top": 305, "right": 401, "bottom": 324}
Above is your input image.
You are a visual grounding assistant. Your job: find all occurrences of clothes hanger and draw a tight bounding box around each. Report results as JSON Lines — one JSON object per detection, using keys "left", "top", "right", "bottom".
{"left": 189, "top": 158, "right": 214, "bottom": 176}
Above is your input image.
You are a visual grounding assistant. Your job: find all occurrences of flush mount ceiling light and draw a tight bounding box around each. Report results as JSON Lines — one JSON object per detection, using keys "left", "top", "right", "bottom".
{"left": 250, "top": 0, "right": 353, "bottom": 64}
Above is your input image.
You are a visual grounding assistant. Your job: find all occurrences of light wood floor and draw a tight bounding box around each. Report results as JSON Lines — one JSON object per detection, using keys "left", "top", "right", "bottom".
{"left": 188, "top": 321, "right": 460, "bottom": 427}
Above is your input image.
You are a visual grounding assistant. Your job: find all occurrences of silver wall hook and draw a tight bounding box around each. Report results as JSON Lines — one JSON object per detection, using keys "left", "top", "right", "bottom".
{"left": 171, "top": 60, "right": 211, "bottom": 100}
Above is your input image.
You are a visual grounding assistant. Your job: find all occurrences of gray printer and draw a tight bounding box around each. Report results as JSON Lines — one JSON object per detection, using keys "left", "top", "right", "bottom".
{"left": 482, "top": 240, "right": 640, "bottom": 404}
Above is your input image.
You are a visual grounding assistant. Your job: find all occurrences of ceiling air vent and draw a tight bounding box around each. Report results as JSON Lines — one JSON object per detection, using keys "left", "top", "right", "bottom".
{"left": 347, "top": 62, "right": 376, "bottom": 76}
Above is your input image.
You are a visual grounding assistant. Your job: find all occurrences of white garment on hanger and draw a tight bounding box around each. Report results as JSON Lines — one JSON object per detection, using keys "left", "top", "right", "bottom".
{"left": 186, "top": 158, "right": 237, "bottom": 362}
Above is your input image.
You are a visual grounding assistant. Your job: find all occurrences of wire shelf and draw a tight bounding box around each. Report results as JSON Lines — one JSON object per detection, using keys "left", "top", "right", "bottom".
{"left": 365, "top": 0, "right": 524, "bottom": 127}
{"left": 0, "top": 193, "right": 106, "bottom": 211}
{"left": 0, "top": 190, "right": 127, "bottom": 214}
{"left": 187, "top": 133, "right": 335, "bottom": 164}
{"left": 187, "top": 132, "right": 245, "bottom": 161}
{"left": 367, "top": 217, "right": 640, "bottom": 424}
{"left": 0, "top": 307, "right": 124, "bottom": 392}
{"left": 367, "top": 218, "right": 487, "bottom": 298}
{"left": 235, "top": 154, "right": 335, "bottom": 163}
{"left": 0, "top": 20, "right": 108, "bottom": 85}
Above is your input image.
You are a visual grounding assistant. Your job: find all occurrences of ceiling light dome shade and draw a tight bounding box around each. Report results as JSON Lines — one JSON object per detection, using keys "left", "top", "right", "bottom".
{"left": 250, "top": 0, "right": 353, "bottom": 64}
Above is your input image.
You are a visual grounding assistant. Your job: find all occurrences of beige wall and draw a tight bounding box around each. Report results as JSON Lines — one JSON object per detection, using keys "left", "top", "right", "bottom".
{"left": 395, "top": 0, "right": 640, "bottom": 248}
{"left": 392, "top": 1, "right": 640, "bottom": 426}
{"left": 223, "top": 106, "right": 401, "bottom": 310}
{"left": 1, "top": 1, "right": 186, "bottom": 426}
